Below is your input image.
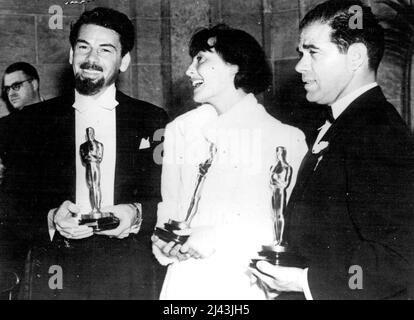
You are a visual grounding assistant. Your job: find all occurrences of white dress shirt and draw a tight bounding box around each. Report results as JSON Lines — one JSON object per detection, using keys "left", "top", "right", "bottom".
{"left": 48, "top": 84, "right": 118, "bottom": 238}
{"left": 74, "top": 84, "right": 118, "bottom": 215}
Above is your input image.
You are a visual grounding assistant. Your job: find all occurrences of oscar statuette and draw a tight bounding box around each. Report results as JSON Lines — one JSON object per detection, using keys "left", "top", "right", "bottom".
{"left": 252, "top": 146, "right": 305, "bottom": 268}
{"left": 154, "top": 143, "right": 216, "bottom": 244}
{"left": 78, "top": 127, "right": 120, "bottom": 232}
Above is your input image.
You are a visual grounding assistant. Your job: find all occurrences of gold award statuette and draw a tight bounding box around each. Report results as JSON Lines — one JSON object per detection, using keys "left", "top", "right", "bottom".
{"left": 78, "top": 127, "right": 120, "bottom": 232}
{"left": 154, "top": 144, "right": 216, "bottom": 244}
{"left": 252, "top": 146, "right": 305, "bottom": 268}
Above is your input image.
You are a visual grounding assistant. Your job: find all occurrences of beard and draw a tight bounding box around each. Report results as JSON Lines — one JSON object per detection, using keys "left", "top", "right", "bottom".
{"left": 75, "top": 74, "right": 105, "bottom": 96}
{"left": 74, "top": 62, "right": 105, "bottom": 96}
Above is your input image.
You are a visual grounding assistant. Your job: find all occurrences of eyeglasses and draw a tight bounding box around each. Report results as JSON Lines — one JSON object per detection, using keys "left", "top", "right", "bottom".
{"left": 3, "top": 79, "right": 33, "bottom": 94}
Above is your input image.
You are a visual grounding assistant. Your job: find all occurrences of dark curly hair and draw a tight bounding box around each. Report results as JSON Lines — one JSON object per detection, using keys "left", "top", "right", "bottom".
{"left": 189, "top": 24, "right": 272, "bottom": 95}
{"left": 300, "top": 0, "right": 384, "bottom": 71}
{"left": 69, "top": 7, "right": 135, "bottom": 57}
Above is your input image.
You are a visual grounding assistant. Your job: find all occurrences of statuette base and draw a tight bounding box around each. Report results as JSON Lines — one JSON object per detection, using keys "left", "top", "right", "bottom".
{"left": 154, "top": 219, "right": 190, "bottom": 244}
{"left": 79, "top": 211, "right": 120, "bottom": 232}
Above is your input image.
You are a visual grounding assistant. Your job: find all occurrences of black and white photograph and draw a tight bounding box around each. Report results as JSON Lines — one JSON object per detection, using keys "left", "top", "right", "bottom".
{"left": 0, "top": 0, "right": 413, "bottom": 307}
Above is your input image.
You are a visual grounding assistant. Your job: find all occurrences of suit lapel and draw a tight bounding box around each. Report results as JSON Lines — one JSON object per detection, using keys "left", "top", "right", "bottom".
{"left": 58, "top": 95, "right": 76, "bottom": 202}
{"left": 67, "top": 105, "right": 76, "bottom": 202}
{"left": 290, "top": 87, "right": 382, "bottom": 202}
{"left": 114, "top": 95, "right": 123, "bottom": 203}
{"left": 319, "top": 86, "right": 383, "bottom": 146}
{"left": 291, "top": 112, "right": 348, "bottom": 199}
{"left": 113, "top": 91, "right": 146, "bottom": 203}
{"left": 37, "top": 93, "right": 76, "bottom": 203}
{"left": 289, "top": 150, "right": 318, "bottom": 202}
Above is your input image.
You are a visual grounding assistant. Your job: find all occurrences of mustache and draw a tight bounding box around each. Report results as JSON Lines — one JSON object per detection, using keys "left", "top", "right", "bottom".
{"left": 80, "top": 62, "right": 103, "bottom": 72}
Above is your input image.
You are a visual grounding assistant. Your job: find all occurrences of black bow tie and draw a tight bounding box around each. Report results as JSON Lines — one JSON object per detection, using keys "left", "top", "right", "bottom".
{"left": 321, "top": 106, "right": 335, "bottom": 124}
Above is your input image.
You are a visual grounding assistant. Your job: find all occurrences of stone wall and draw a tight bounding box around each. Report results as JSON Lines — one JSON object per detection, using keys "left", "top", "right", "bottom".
{"left": 0, "top": 0, "right": 160, "bottom": 107}
{"left": 298, "top": 0, "right": 405, "bottom": 119}
{"left": 0, "top": 0, "right": 410, "bottom": 130}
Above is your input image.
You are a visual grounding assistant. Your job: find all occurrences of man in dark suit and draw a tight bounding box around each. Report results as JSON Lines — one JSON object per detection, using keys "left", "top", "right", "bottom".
{"left": 0, "top": 7, "right": 168, "bottom": 299}
{"left": 252, "top": 0, "right": 414, "bottom": 299}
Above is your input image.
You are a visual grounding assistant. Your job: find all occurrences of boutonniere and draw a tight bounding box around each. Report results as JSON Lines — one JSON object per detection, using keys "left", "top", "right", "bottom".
{"left": 312, "top": 141, "right": 329, "bottom": 171}
{"left": 312, "top": 141, "right": 329, "bottom": 155}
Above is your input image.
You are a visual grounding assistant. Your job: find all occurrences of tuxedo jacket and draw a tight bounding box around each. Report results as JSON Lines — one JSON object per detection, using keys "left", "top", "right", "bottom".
{"left": 285, "top": 87, "right": 414, "bottom": 300}
{"left": 1, "top": 91, "right": 169, "bottom": 299}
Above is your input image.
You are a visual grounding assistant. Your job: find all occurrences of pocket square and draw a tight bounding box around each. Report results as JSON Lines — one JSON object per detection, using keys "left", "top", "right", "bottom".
{"left": 139, "top": 137, "right": 151, "bottom": 150}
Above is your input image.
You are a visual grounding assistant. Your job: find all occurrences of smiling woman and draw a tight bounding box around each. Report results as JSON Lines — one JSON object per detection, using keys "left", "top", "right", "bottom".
{"left": 152, "top": 24, "right": 308, "bottom": 300}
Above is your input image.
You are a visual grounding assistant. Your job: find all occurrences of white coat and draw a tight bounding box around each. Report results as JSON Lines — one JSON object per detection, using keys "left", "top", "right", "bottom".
{"left": 155, "top": 94, "right": 308, "bottom": 299}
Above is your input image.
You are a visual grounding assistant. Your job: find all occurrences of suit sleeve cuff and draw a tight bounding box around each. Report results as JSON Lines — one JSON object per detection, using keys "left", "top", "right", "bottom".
{"left": 128, "top": 202, "right": 143, "bottom": 234}
{"left": 302, "top": 268, "right": 314, "bottom": 300}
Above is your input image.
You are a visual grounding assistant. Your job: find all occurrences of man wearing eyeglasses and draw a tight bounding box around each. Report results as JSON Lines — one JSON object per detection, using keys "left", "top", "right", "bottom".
{"left": 2, "top": 62, "right": 42, "bottom": 111}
